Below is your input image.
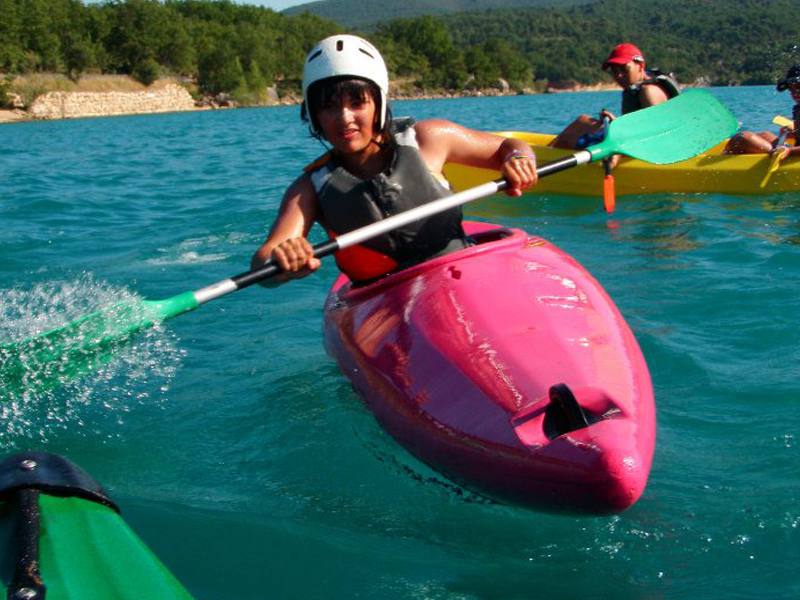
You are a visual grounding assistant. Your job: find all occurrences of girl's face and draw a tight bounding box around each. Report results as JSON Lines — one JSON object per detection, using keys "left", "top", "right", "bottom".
{"left": 316, "top": 91, "right": 378, "bottom": 154}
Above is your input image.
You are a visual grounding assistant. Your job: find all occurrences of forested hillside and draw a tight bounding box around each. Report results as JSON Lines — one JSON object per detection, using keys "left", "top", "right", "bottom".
{"left": 283, "top": 0, "right": 593, "bottom": 28}
{"left": 0, "top": 0, "right": 797, "bottom": 109}
{"left": 0, "top": 0, "right": 340, "bottom": 103}
{"left": 442, "top": 0, "right": 800, "bottom": 85}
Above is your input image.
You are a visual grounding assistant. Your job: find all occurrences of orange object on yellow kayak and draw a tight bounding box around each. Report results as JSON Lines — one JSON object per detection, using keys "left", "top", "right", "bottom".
{"left": 603, "top": 158, "right": 616, "bottom": 213}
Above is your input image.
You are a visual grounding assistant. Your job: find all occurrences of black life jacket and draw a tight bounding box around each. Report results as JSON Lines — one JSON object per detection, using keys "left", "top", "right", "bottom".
{"left": 621, "top": 69, "right": 681, "bottom": 115}
{"left": 306, "top": 118, "right": 467, "bottom": 282}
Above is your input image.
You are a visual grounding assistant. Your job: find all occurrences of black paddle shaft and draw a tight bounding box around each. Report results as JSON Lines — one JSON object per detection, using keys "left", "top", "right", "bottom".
{"left": 537, "top": 155, "right": 583, "bottom": 178}
{"left": 229, "top": 240, "right": 340, "bottom": 290}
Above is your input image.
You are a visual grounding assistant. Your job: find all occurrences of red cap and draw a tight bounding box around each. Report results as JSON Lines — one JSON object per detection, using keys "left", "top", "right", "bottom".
{"left": 602, "top": 43, "right": 645, "bottom": 70}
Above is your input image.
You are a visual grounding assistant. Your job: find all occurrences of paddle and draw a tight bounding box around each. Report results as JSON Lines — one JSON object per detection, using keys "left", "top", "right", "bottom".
{"left": 773, "top": 115, "right": 793, "bottom": 129}
{"left": 602, "top": 159, "right": 616, "bottom": 213}
{"left": 0, "top": 89, "right": 737, "bottom": 399}
{"left": 760, "top": 142, "right": 789, "bottom": 188}
{"left": 759, "top": 115, "right": 795, "bottom": 188}
{"left": 600, "top": 113, "right": 615, "bottom": 212}
{"left": 598, "top": 112, "right": 616, "bottom": 213}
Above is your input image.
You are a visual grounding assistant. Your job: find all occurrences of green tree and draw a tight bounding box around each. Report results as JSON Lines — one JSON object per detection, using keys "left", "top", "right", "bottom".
{"left": 105, "top": 0, "right": 173, "bottom": 74}
{"left": 19, "top": 0, "right": 65, "bottom": 71}
{"left": 0, "top": 0, "right": 24, "bottom": 71}
{"left": 63, "top": 32, "right": 95, "bottom": 80}
{"left": 465, "top": 46, "right": 499, "bottom": 88}
{"left": 132, "top": 56, "right": 160, "bottom": 85}
{"left": 159, "top": 19, "right": 196, "bottom": 76}
{"left": 246, "top": 59, "right": 268, "bottom": 93}
{"left": 0, "top": 75, "right": 13, "bottom": 107}
{"left": 487, "top": 39, "right": 532, "bottom": 89}
{"left": 378, "top": 16, "right": 467, "bottom": 89}
{"left": 198, "top": 45, "right": 245, "bottom": 95}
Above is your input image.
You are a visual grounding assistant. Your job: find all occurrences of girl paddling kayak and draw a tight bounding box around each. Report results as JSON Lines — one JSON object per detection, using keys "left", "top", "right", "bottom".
{"left": 251, "top": 35, "right": 538, "bottom": 284}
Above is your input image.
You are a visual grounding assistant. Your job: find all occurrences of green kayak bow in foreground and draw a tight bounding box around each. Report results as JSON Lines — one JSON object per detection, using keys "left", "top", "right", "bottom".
{"left": 0, "top": 89, "right": 737, "bottom": 400}
{"left": 0, "top": 452, "right": 193, "bottom": 599}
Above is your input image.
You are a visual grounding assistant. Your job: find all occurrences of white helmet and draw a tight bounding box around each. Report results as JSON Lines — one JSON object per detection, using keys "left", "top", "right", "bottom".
{"left": 302, "top": 35, "right": 389, "bottom": 134}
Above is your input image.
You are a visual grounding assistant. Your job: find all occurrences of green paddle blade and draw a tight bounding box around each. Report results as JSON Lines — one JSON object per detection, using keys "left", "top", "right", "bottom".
{"left": 0, "top": 292, "right": 198, "bottom": 402}
{"left": 28, "top": 495, "right": 194, "bottom": 599}
{"left": 588, "top": 89, "right": 738, "bottom": 164}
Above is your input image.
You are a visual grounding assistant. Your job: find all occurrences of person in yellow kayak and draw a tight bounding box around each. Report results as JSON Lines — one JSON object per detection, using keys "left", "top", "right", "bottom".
{"left": 251, "top": 34, "right": 538, "bottom": 284}
{"left": 550, "top": 43, "right": 680, "bottom": 150}
{"left": 725, "top": 65, "right": 800, "bottom": 155}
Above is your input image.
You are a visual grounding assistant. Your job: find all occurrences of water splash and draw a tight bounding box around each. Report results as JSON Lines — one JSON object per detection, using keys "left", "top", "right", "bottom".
{"left": 0, "top": 275, "right": 184, "bottom": 447}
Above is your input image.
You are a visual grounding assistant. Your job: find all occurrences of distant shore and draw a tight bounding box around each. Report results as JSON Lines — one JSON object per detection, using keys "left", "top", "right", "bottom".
{"left": 0, "top": 76, "right": 620, "bottom": 125}
{"left": 0, "top": 109, "right": 28, "bottom": 123}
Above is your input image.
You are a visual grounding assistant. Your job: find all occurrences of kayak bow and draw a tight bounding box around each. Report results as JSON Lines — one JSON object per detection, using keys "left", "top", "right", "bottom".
{"left": 323, "top": 222, "right": 656, "bottom": 514}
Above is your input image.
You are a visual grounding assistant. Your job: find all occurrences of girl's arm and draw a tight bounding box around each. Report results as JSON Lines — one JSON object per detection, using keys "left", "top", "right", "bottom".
{"left": 250, "top": 176, "right": 322, "bottom": 284}
{"left": 415, "top": 119, "right": 537, "bottom": 196}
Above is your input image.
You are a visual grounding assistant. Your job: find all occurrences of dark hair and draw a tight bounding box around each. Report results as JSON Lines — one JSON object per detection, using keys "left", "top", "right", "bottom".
{"left": 777, "top": 64, "right": 800, "bottom": 92}
{"left": 301, "top": 76, "right": 393, "bottom": 145}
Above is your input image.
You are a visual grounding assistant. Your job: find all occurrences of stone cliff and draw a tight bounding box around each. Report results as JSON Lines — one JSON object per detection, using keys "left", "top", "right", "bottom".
{"left": 27, "top": 83, "right": 197, "bottom": 120}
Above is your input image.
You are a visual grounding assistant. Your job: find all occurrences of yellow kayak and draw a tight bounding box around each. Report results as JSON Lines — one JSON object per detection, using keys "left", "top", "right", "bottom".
{"left": 443, "top": 132, "right": 800, "bottom": 196}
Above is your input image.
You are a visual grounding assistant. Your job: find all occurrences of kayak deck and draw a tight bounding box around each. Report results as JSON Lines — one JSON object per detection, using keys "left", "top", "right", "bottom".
{"left": 443, "top": 132, "right": 800, "bottom": 196}
{"left": 323, "top": 222, "right": 655, "bottom": 514}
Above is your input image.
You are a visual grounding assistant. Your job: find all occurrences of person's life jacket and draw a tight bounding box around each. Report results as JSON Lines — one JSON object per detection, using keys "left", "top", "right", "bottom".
{"left": 305, "top": 118, "right": 468, "bottom": 282}
{"left": 791, "top": 103, "right": 800, "bottom": 144}
{"left": 621, "top": 69, "right": 681, "bottom": 115}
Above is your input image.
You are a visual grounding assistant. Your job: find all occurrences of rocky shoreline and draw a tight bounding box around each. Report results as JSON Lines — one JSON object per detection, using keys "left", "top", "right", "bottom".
{"left": 1, "top": 83, "right": 199, "bottom": 123}
{"left": 0, "top": 80, "right": 618, "bottom": 124}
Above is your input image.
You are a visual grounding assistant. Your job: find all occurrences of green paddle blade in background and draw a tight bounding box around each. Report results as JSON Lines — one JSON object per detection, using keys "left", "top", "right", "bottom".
{"left": 588, "top": 89, "right": 739, "bottom": 164}
{"left": 0, "top": 292, "right": 198, "bottom": 402}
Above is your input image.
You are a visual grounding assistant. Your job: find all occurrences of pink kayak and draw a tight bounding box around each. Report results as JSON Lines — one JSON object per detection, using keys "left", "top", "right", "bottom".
{"left": 323, "top": 221, "right": 655, "bottom": 514}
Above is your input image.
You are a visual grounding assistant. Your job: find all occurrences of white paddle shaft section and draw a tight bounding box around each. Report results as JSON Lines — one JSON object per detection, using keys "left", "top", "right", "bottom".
{"left": 194, "top": 279, "right": 238, "bottom": 304}
{"left": 191, "top": 150, "right": 596, "bottom": 305}
{"left": 335, "top": 148, "right": 592, "bottom": 251}
{"left": 335, "top": 180, "right": 505, "bottom": 250}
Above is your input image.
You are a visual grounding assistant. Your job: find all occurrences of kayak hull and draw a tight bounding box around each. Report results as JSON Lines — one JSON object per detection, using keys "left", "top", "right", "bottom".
{"left": 443, "top": 132, "right": 800, "bottom": 196}
{"left": 323, "top": 222, "right": 655, "bottom": 514}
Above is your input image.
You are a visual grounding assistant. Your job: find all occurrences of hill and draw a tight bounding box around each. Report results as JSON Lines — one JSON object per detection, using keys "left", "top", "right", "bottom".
{"left": 436, "top": 0, "right": 800, "bottom": 85}
{"left": 283, "top": 0, "right": 594, "bottom": 28}
{"left": 2, "top": 0, "right": 798, "bottom": 109}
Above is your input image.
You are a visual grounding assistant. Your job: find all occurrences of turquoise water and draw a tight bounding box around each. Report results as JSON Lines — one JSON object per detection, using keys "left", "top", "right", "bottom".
{"left": 1, "top": 87, "right": 799, "bottom": 598}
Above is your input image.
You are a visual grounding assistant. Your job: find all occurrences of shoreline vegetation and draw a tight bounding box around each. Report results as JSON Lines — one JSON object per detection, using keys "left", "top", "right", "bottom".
{"left": 0, "top": 73, "right": 620, "bottom": 125}
{"left": 3, "top": 0, "right": 794, "bottom": 124}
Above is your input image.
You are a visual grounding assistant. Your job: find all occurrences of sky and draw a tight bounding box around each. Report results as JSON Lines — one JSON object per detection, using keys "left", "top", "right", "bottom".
{"left": 238, "top": 0, "right": 310, "bottom": 9}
